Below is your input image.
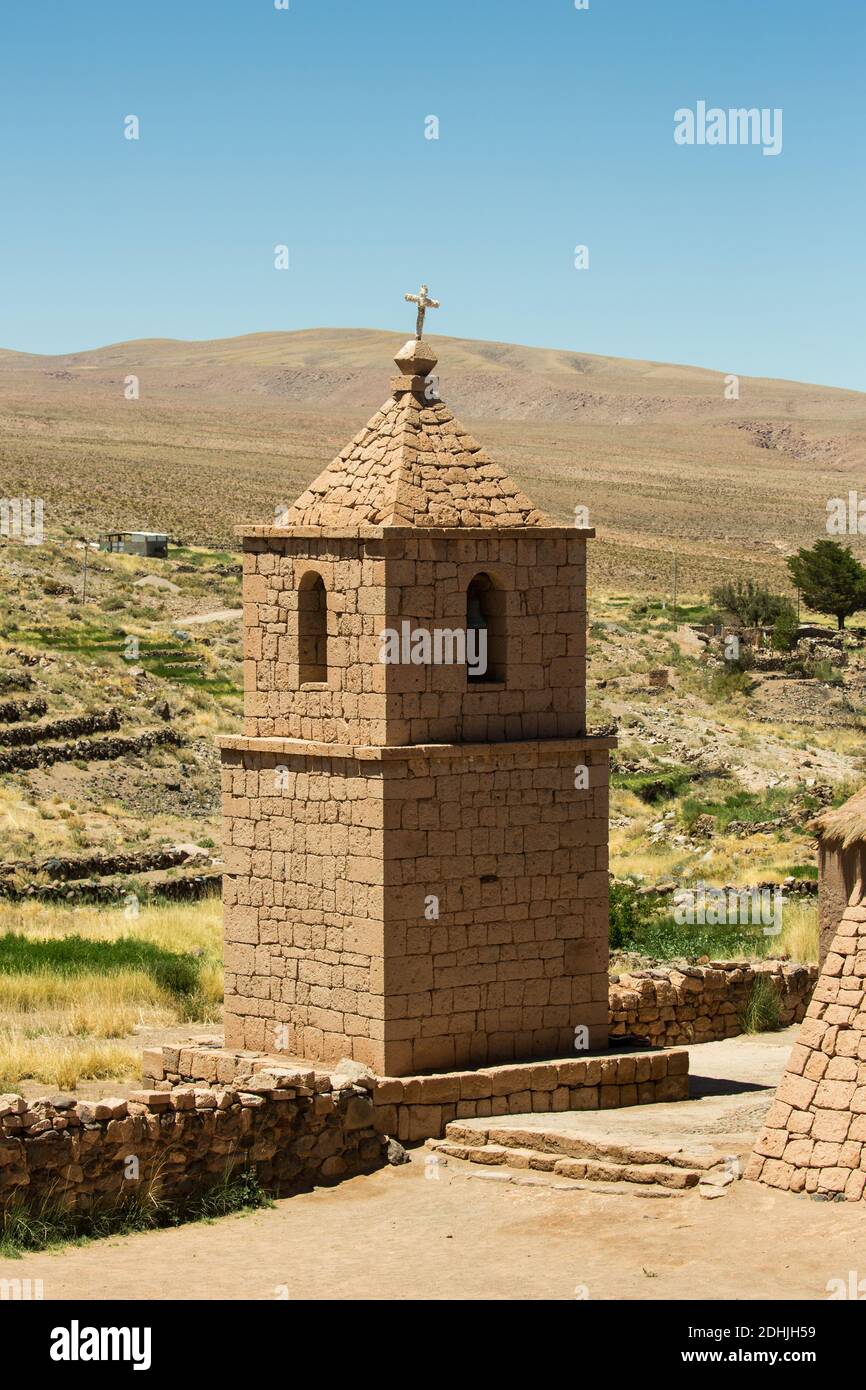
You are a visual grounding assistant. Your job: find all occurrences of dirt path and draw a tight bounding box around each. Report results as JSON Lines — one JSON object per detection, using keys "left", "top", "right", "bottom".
{"left": 172, "top": 609, "right": 241, "bottom": 626}
{"left": 4, "top": 1154, "right": 865, "bottom": 1302}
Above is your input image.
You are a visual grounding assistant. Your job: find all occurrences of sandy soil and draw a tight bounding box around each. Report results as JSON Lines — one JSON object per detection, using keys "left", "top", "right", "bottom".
{"left": 3, "top": 1152, "right": 865, "bottom": 1303}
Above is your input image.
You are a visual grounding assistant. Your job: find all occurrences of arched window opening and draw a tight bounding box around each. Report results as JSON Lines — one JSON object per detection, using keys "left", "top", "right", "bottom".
{"left": 466, "top": 572, "right": 506, "bottom": 683}
{"left": 298, "top": 572, "right": 328, "bottom": 684}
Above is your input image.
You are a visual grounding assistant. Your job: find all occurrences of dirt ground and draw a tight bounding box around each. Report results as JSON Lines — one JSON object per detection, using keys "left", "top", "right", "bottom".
{"left": 3, "top": 1153, "right": 865, "bottom": 1302}
{"left": 3, "top": 1030, "right": 865, "bottom": 1303}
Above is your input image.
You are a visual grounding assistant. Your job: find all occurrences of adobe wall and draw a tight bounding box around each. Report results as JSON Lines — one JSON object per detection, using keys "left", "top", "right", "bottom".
{"left": 818, "top": 840, "right": 866, "bottom": 967}
{"left": 221, "top": 737, "right": 612, "bottom": 1076}
{"left": 240, "top": 527, "right": 588, "bottom": 747}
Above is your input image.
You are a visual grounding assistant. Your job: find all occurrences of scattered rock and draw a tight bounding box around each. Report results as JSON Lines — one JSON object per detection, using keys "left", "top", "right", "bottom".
{"left": 133, "top": 575, "right": 180, "bottom": 593}
{"left": 386, "top": 1138, "right": 411, "bottom": 1166}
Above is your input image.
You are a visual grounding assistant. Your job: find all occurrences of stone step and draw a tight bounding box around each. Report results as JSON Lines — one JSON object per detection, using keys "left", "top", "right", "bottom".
{"left": 441, "top": 1120, "right": 720, "bottom": 1173}
{"left": 428, "top": 1138, "right": 702, "bottom": 1190}
{"left": 454, "top": 1165, "right": 691, "bottom": 1199}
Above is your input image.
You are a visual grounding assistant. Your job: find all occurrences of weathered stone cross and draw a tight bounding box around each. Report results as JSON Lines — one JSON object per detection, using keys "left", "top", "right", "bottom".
{"left": 404, "top": 283, "right": 440, "bottom": 339}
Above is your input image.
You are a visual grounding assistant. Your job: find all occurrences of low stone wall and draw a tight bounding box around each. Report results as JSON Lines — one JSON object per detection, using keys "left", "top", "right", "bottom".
{"left": 609, "top": 960, "right": 818, "bottom": 1047}
{"left": 1, "top": 846, "right": 189, "bottom": 883}
{"left": 0, "top": 708, "right": 120, "bottom": 748}
{"left": 0, "top": 696, "right": 46, "bottom": 723}
{"left": 0, "top": 870, "right": 222, "bottom": 906}
{"left": 143, "top": 1045, "right": 690, "bottom": 1143}
{"left": 0, "top": 727, "right": 182, "bottom": 774}
{"left": 10, "top": 958, "right": 816, "bottom": 1211}
{"left": 0, "top": 1070, "right": 386, "bottom": 1213}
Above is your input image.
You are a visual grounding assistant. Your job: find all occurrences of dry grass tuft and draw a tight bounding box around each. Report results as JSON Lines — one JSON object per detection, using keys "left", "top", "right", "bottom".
{"left": 0, "top": 898, "right": 223, "bottom": 1091}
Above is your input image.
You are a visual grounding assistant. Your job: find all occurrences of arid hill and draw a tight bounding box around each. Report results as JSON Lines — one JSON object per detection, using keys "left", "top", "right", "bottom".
{"left": 1, "top": 328, "right": 864, "bottom": 591}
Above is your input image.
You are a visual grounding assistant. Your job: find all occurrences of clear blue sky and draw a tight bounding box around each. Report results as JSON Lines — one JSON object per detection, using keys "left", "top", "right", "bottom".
{"left": 1, "top": 0, "right": 863, "bottom": 388}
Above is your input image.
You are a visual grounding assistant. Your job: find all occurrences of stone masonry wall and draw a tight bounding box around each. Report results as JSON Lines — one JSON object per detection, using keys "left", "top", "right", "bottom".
{"left": 818, "top": 840, "right": 866, "bottom": 966}
{"left": 143, "top": 1045, "right": 690, "bottom": 1144}
{"left": 609, "top": 960, "right": 818, "bottom": 1047}
{"left": 221, "top": 737, "right": 612, "bottom": 1075}
{"left": 378, "top": 529, "right": 588, "bottom": 745}
{"left": 242, "top": 536, "right": 387, "bottom": 746}
{"left": 381, "top": 741, "right": 610, "bottom": 1074}
{"left": 747, "top": 896, "right": 866, "bottom": 1201}
{"left": 0, "top": 1069, "right": 386, "bottom": 1212}
{"left": 221, "top": 746, "right": 385, "bottom": 1067}
{"left": 241, "top": 528, "right": 588, "bottom": 747}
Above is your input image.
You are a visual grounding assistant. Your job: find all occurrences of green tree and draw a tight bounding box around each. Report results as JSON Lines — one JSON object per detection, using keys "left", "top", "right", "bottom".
{"left": 786, "top": 540, "right": 866, "bottom": 630}
{"left": 710, "top": 579, "right": 794, "bottom": 628}
{"left": 772, "top": 606, "right": 799, "bottom": 652}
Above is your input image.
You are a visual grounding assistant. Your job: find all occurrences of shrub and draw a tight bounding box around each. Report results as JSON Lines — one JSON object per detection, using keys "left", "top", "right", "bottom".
{"left": 772, "top": 607, "right": 799, "bottom": 652}
{"left": 609, "top": 880, "right": 667, "bottom": 951}
{"left": 705, "top": 668, "right": 753, "bottom": 702}
{"left": 711, "top": 580, "right": 795, "bottom": 628}
{"left": 611, "top": 766, "right": 693, "bottom": 804}
{"left": 785, "top": 654, "right": 845, "bottom": 685}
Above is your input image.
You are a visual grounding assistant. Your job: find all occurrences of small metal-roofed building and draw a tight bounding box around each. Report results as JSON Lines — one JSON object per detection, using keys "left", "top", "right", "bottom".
{"left": 98, "top": 531, "right": 169, "bottom": 558}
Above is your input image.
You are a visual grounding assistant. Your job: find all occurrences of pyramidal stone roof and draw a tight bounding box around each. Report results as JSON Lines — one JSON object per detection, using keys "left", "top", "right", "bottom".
{"left": 282, "top": 337, "right": 550, "bottom": 529}
{"left": 747, "top": 891, "right": 866, "bottom": 1201}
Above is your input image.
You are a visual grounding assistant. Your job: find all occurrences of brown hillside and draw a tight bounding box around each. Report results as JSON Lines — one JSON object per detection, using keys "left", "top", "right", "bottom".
{"left": 1, "top": 328, "right": 864, "bottom": 592}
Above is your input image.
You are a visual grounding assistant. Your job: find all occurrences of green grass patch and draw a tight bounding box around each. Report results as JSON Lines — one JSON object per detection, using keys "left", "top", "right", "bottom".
{"left": 679, "top": 786, "right": 794, "bottom": 833}
{"left": 0, "top": 1168, "right": 272, "bottom": 1256}
{"left": 630, "top": 600, "right": 720, "bottom": 625}
{"left": 6, "top": 623, "right": 124, "bottom": 660}
{"left": 622, "top": 917, "right": 763, "bottom": 960}
{"left": 740, "top": 976, "right": 782, "bottom": 1033}
{"left": 609, "top": 880, "right": 768, "bottom": 960}
{"left": 4, "top": 623, "right": 240, "bottom": 699}
{"left": 0, "top": 933, "right": 204, "bottom": 1001}
{"left": 609, "top": 880, "right": 668, "bottom": 950}
{"left": 170, "top": 547, "right": 239, "bottom": 570}
{"left": 785, "top": 863, "right": 819, "bottom": 881}
{"left": 147, "top": 658, "right": 241, "bottom": 698}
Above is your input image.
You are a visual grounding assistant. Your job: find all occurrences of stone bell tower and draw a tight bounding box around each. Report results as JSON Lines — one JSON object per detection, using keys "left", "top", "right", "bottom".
{"left": 220, "top": 298, "right": 613, "bottom": 1076}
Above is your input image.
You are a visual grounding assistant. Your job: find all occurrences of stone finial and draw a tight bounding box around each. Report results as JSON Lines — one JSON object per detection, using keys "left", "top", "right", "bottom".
{"left": 393, "top": 337, "right": 438, "bottom": 376}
